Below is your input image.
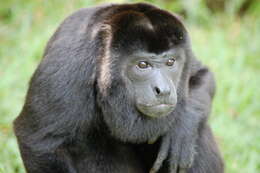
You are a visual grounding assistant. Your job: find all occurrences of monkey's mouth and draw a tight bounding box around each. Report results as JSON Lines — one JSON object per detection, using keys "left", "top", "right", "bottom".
{"left": 136, "top": 103, "right": 175, "bottom": 118}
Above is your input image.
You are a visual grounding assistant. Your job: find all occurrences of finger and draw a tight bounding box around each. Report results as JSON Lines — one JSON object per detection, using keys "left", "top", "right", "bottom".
{"left": 179, "top": 168, "right": 187, "bottom": 173}
{"left": 150, "top": 135, "right": 171, "bottom": 173}
{"left": 169, "top": 163, "right": 178, "bottom": 173}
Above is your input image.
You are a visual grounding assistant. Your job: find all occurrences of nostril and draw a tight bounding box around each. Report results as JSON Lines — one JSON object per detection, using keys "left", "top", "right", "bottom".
{"left": 155, "top": 87, "right": 161, "bottom": 95}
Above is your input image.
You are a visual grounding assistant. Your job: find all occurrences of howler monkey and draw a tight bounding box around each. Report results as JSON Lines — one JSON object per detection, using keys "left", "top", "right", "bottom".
{"left": 14, "top": 3, "right": 224, "bottom": 173}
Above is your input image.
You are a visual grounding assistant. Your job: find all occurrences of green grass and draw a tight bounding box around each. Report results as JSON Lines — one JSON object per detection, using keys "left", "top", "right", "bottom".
{"left": 0, "top": 0, "right": 259, "bottom": 172}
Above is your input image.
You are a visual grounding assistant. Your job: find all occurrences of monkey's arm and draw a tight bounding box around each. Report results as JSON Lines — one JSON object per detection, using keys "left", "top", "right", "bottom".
{"left": 169, "top": 66, "right": 216, "bottom": 173}
{"left": 149, "top": 66, "right": 215, "bottom": 173}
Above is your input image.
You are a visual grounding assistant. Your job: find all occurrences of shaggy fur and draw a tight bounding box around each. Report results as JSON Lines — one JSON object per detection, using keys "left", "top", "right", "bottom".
{"left": 14, "top": 3, "right": 223, "bottom": 173}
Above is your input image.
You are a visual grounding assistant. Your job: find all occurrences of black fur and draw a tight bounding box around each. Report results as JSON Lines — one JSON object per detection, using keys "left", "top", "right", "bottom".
{"left": 14, "top": 3, "right": 224, "bottom": 173}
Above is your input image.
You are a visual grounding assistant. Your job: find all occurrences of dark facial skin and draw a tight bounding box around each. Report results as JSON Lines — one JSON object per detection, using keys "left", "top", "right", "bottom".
{"left": 125, "top": 49, "right": 185, "bottom": 118}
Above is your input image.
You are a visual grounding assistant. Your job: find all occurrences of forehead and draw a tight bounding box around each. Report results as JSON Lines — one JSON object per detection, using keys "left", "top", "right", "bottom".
{"left": 106, "top": 3, "right": 187, "bottom": 55}
{"left": 131, "top": 47, "right": 184, "bottom": 60}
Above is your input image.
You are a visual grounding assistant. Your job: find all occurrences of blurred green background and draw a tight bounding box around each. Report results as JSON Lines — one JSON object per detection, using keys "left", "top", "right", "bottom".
{"left": 0, "top": 0, "right": 259, "bottom": 172}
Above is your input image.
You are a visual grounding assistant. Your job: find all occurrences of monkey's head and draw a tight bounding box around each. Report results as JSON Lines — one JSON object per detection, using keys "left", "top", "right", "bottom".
{"left": 96, "top": 3, "right": 191, "bottom": 143}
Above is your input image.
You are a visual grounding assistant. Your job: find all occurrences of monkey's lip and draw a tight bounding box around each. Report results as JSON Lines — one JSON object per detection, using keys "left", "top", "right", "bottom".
{"left": 142, "top": 103, "right": 175, "bottom": 108}
{"left": 137, "top": 103, "right": 175, "bottom": 118}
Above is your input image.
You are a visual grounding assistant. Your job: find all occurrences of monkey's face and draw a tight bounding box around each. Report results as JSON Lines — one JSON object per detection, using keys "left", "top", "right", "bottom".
{"left": 124, "top": 49, "right": 184, "bottom": 118}
{"left": 98, "top": 48, "right": 186, "bottom": 143}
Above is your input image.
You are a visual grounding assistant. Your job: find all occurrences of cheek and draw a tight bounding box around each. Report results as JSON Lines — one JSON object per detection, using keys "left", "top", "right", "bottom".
{"left": 169, "top": 84, "right": 178, "bottom": 105}
{"left": 133, "top": 83, "right": 155, "bottom": 104}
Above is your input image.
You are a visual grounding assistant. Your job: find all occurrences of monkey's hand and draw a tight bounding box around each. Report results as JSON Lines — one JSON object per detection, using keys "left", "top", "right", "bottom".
{"left": 169, "top": 129, "right": 197, "bottom": 173}
{"left": 168, "top": 99, "right": 203, "bottom": 173}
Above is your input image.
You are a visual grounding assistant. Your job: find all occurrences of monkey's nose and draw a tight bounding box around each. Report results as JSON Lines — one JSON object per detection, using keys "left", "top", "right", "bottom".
{"left": 154, "top": 86, "right": 171, "bottom": 97}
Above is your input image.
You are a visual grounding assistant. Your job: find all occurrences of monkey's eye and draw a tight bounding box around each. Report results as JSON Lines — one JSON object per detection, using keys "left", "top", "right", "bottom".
{"left": 166, "top": 58, "right": 175, "bottom": 66}
{"left": 137, "top": 61, "right": 150, "bottom": 69}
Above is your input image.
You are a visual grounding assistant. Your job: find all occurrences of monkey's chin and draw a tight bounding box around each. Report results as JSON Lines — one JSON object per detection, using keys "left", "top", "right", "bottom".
{"left": 137, "top": 104, "right": 175, "bottom": 118}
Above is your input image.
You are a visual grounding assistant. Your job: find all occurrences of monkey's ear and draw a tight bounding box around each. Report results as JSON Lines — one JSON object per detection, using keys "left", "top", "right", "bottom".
{"left": 188, "top": 56, "right": 216, "bottom": 99}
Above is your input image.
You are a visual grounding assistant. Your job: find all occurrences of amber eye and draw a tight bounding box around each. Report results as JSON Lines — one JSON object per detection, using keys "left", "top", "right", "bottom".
{"left": 166, "top": 58, "right": 175, "bottom": 66}
{"left": 137, "top": 61, "right": 150, "bottom": 69}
